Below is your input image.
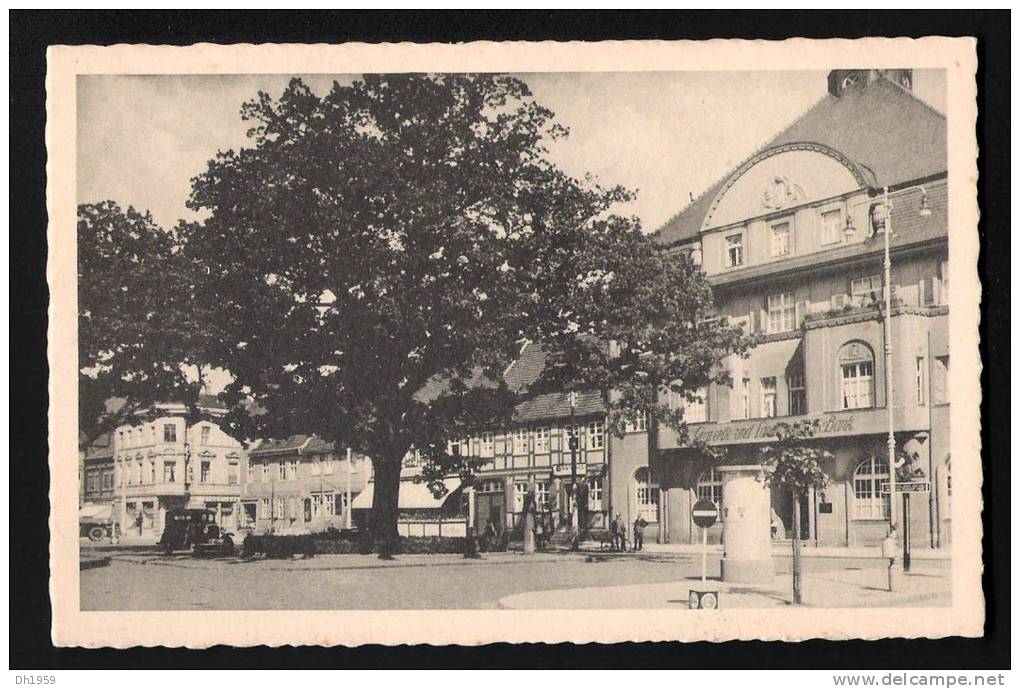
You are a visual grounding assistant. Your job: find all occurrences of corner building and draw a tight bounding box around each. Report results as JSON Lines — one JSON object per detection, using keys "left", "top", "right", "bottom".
{"left": 640, "top": 69, "right": 950, "bottom": 549}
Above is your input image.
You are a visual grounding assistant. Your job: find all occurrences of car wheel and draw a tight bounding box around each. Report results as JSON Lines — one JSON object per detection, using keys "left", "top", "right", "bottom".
{"left": 87, "top": 526, "right": 106, "bottom": 542}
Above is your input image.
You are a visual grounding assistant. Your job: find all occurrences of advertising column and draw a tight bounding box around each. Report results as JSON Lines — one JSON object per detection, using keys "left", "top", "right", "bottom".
{"left": 719, "top": 465, "right": 773, "bottom": 583}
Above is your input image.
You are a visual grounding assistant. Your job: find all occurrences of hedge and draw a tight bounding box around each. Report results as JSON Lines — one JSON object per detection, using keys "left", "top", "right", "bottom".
{"left": 240, "top": 531, "right": 471, "bottom": 558}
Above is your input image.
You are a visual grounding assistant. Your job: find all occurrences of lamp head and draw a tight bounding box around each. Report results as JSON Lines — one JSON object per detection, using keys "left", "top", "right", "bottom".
{"left": 843, "top": 214, "right": 856, "bottom": 239}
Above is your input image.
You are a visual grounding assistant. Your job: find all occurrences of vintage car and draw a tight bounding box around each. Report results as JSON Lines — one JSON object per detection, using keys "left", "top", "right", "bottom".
{"left": 158, "top": 508, "right": 235, "bottom": 556}
{"left": 79, "top": 503, "right": 114, "bottom": 542}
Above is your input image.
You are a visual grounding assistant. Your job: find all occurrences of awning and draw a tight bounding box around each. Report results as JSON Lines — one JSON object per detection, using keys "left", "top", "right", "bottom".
{"left": 79, "top": 503, "right": 113, "bottom": 521}
{"left": 736, "top": 338, "right": 802, "bottom": 378}
{"left": 351, "top": 477, "right": 462, "bottom": 510}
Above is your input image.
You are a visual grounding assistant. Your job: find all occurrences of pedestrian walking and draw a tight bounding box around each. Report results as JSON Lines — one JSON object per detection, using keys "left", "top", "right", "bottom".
{"left": 633, "top": 515, "right": 648, "bottom": 551}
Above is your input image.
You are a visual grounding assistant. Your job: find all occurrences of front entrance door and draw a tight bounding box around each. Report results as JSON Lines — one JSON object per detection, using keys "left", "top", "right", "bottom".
{"left": 772, "top": 486, "right": 811, "bottom": 540}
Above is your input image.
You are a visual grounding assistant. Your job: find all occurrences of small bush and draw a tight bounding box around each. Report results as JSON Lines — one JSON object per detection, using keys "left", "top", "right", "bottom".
{"left": 242, "top": 533, "right": 316, "bottom": 559}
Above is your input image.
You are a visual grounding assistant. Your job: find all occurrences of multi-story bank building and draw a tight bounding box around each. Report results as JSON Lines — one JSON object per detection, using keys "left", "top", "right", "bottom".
{"left": 640, "top": 69, "right": 951, "bottom": 549}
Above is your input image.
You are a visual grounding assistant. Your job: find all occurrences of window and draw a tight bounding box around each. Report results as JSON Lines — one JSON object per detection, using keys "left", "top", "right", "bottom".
{"left": 512, "top": 428, "right": 528, "bottom": 455}
{"left": 685, "top": 388, "right": 707, "bottom": 423}
{"left": 915, "top": 357, "right": 926, "bottom": 405}
{"left": 760, "top": 377, "right": 777, "bottom": 418}
{"left": 259, "top": 497, "right": 270, "bottom": 519}
{"left": 741, "top": 378, "right": 751, "bottom": 419}
{"left": 163, "top": 424, "right": 177, "bottom": 443}
{"left": 770, "top": 221, "right": 791, "bottom": 257}
{"left": 725, "top": 234, "right": 744, "bottom": 268}
{"left": 841, "top": 361, "right": 874, "bottom": 409}
{"left": 697, "top": 467, "right": 723, "bottom": 508}
{"left": 587, "top": 420, "right": 605, "bottom": 449}
{"left": 532, "top": 427, "right": 550, "bottom": 454}
{"left": 449, "top": 439, "right": 463, "bottom": 457}
{"left": 288, "top": 459, "right": 299, "bottom": 479}
{"left": 137, "top": 458, "right": 144, "bottom": 484}
{"left": 261, "top": 462, "right": 269, "bottom": 482}
{"left": 787, "top": 372, "right": 806, "bottom": 416}
{"left": 634, "top": 467, "right": 660, "bottom": 522}
{"left": 114, "top": 463, "right": 122, "bottom": 487}
{"left": 624, "top": 413, "right": 648, "bottom": 433}
{"left": 228, "top": 458, "right": 239, "bottom": 484}
{"left": 246, "top": 461, "right": 255, "bottom": 483}
{"left": 767, "top": 292, "right": 796, "bottom": 333}
{"left": 102, "top": 471, "right": 114, "bottom": 491}
{"left": 311, "top": 456, "right": 323, "bottom": 475}
{"left": 587, "top": 477, "right": 603, "bottom": 511}
{"left": 148, "top": 459, "right": 156, "bottom": 484}
{"left": 820, "top": 209, "right": 842, "bottom": 245}
{"left": 513, "top": 481, "right": 530, "bottom": 512}
{"left": 932, "top": 356, "right": 949, "bottom": 404}
{"left": 850, "top": 275, "right": 882, "bottom": 307}
{"left": 279, "top": 460, "right": 289, "bottom": 480}
{"left": 311, "top": 493, "right": 323, "bottom": 518}
{"left": 200, "top": 426, "right": 210, "bottom": 445}
{"left": 478, "top": 432, "right": 494, "bottom": 457}
{"left": 200, "top": 460, "right": 211, "bottom": 483}
{"left": 86, "top": 473, "right": 98, "bottom": 493}
{"left": 163, "top": 460, "right": 176, "bottom": 483}
{"left": 151, "top": 425, "right": 157, "bottom": 444}
{"left": 854, "top": 456, "right": 890, "bottom": 520}
{"left": 940, "top": 259, "right": 949, "bottom": 304}
{"left": 535, "top": 481, "right": 550, "bottom": 511}
{"left": 274, "top": 497, "right": 285, "bottom": 520}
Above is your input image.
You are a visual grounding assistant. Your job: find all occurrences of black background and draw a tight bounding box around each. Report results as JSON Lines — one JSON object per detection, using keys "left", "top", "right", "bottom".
{"left": 9, "top": 10, "right": 1010, "bottom": 670}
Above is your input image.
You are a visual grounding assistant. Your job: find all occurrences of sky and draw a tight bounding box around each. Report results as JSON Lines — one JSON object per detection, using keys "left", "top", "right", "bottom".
{"left": 77, "top": 70, "right": 946, "bottom": 234}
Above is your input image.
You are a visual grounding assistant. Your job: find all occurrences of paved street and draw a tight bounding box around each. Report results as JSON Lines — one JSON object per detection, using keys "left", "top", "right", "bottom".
{"left": 80, "top": 546, "right": 951, "bottom": 610}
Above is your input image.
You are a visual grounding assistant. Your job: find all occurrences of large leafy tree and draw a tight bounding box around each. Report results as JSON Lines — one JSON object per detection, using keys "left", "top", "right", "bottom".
{"left": 184, "top": 75, "right": 748, "bottom": 554}
{"left": 78, "top": 201, "right": 210, "bottom": 447}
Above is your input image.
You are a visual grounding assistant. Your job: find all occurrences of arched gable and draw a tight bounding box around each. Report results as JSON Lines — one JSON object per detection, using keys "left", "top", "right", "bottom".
{"left": 701, "top": 143, "right": 871, "bottom": 232}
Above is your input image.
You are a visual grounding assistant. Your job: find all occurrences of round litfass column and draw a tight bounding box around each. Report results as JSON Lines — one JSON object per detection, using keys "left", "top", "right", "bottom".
{"left": 718, "top": 465, "right": 773, "bottom": 583}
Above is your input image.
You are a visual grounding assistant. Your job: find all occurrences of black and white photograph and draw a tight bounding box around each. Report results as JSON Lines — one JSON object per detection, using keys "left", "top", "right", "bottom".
{"left": 42, "top": 36, "right": 983, "bottom": 648}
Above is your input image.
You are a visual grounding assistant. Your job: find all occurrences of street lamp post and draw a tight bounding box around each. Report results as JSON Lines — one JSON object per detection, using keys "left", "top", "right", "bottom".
{"left": 847, "top": 184, "right": 931, "bottom": 569}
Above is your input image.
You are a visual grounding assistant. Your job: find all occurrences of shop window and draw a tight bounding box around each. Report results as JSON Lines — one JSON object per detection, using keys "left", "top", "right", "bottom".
{"left": 787, "top": 372, "right": 806, "bottom": 416}
{"left": 696, "top": 467, "right": 723, "bottom": 508}
{"left": 767, "top": 292, "right": 796, "bottom": 333}
{"left": 770, "top": 220, "right": 791, "bottom": 257}
{"left": 587, "top": 477, "right": 603, "bottom": 511}
{"left": 760, "top": 377, "right": 777, "bottom": 418}
{"left": 820, "top": 208, "right": 842, "bottom": 245}
{"left": 634, "top": 466, "right": 660, "bottom": 522}
{"left": 163, "top": 423, "right": 177, "bottom": 443}
{"left": 853, "top": 456, "right": 890, "bottom": 520}
{"left": 587, "top": 420, "right": 605, "bottom": 449}
{"left": 725, "top": 233, "right": 743, "bottom": 268}
{"left": 533, "top": 427, "right": 550, "bottom": 454}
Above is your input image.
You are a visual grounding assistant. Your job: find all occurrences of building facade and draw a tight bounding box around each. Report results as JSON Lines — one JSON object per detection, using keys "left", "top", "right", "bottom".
{"left": 243, "top": 435, "right": 368, "bottom": 534}
{"left": 645, "top": 69, "right": 950, "bottom": 549}
{"left": 112, "top": 398, "right": 245, "bottom": 542}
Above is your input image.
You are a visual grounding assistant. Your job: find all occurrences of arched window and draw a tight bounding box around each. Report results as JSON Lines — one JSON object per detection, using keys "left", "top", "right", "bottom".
{"left": 839, "top": 341, "right": 876, "bottom": 409}
{"left": 696, "top": 467, "right": 723, "bottom": 507}
{"left": 634, "top": 466, "right": 660, "bottom": 522}
{"left": 853, "top": 456, "right": 890, "bottom": 520}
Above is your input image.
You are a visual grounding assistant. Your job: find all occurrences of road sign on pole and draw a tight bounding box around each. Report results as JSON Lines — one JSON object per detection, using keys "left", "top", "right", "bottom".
{"left": 690, "top": 498, "right": 720, "bottom": 609}
{"left": 881, "top": 481, "right": 931, "bottom": 493}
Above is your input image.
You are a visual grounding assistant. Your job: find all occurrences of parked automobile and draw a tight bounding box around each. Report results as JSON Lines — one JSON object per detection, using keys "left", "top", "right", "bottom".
{"left": 157, "top": 508, "right": 235, "bottom": 556}
{"left": 79, "top": 503, "right": 114, "bottom": 542}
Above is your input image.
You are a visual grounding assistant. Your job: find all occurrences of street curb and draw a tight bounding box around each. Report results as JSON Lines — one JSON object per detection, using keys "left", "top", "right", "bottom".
{"left": 80, "top": 556, "right": 111, "bottom": 571}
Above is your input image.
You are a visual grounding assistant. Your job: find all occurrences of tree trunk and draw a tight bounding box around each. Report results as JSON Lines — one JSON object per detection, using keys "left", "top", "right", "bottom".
{"left": 369, "top": 456, "right": 402, "bottom": 559}
{"left": 792, "top": 493, "right": 803, "bottom": 605}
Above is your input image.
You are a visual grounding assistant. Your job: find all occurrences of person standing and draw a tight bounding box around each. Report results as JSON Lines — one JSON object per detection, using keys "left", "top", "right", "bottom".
{"left": 633, "top": 515, "right": 648, "bottom": 551}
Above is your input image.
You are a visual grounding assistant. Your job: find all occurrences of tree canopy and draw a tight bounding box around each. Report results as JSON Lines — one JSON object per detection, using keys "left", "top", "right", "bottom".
{"left": 181, "top": 74, "right": 750, "bottom": 549}
{"left": 77, "top": 201, "right": 211, "bottom": 446}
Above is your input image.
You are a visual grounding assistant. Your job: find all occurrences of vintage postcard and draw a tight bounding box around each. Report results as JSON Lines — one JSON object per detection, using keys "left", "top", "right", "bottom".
{"left": 48, "top": 37, "right": 981, "bottom": 647}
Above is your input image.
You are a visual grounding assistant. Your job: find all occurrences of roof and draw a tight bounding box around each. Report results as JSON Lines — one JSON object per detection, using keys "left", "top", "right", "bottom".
{"left": 351, "top": 477, "right": 461, "bottom": 510}
{"left": 249, "top": 434, "right": 312, "bottom": 457}
{"left": 654, "top": 76, "right": 947, "bottom": 246}
{"left": 84, "top": 443, "right": 114, "bottom": 461}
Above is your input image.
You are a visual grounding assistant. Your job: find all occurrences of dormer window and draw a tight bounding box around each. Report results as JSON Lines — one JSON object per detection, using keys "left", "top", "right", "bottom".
{"left": 725, "top": 233, "right": 744, "bottom": 268}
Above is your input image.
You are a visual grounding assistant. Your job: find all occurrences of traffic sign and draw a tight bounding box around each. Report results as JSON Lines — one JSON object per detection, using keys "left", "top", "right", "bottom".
{"left": 692, "top": 499, "right": 719, "bottom": 528}
{"left": 880, "top": 481, "right": 930, "bottom": 494}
